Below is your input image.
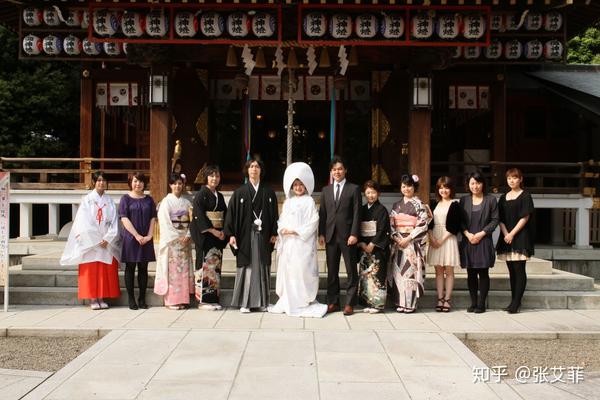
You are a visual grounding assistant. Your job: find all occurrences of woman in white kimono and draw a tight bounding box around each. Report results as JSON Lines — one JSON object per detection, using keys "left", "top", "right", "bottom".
{"left": 60, "top": 171, "right": 121, "bottom": 310}
{"left": 269, "top": 162, "right": 327, "bottom": 318}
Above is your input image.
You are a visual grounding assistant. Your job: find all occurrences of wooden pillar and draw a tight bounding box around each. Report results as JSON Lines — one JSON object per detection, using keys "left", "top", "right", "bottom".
{"left": 80, "top": 75, "right": 93, "bottom": 189}
{"left": 492, "top": 76, "right": 507, "bottom": 190}
{"left": 150, "top": 109, "right": 170, "bottom": 201}
{"left": 408, "top": 109, "right": 431, "bottom": 203}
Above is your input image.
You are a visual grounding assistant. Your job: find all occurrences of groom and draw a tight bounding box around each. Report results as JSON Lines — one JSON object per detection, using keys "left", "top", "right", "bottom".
{"left": 319, "top": 156, "right": 362, "bottom": 315}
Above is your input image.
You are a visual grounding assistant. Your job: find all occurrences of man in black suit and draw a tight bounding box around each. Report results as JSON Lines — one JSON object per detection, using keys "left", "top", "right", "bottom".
{"left": 318, "top": 156, "right": 361, "bottom": 315}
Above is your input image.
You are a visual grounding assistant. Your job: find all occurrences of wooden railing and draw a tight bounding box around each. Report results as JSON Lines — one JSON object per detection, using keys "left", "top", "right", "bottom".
{"left": 430, "top": 160, "right": 600, "bottom": 196}
{"left": 0, "top": 157, "right": 151, "bottom": 190}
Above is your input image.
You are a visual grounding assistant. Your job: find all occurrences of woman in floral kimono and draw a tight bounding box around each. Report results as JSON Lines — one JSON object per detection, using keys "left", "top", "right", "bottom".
{"left": 389, "top": 174, "right": 431, "bottom": 313}
{"left": 154, "top": 173, "right": 194, "bottom": 310}
{"left": 357, "top": 180, "right": 390, "bottom": 313}
{"left": 60, "top": 171, "right": 121, "bottom": 310}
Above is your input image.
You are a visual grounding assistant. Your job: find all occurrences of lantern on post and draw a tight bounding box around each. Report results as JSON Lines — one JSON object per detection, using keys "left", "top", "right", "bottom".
{"left": 411, "top": 74, "right": 432, "bottom": 109}
{"left": 148, "top": 71, "right": 169, "bottom": 107}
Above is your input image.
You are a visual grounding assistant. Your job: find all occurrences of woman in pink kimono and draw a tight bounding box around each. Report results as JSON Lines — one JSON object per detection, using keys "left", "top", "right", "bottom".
{"left": 154, "top": 174, "right": 194, "bottom": 310}
{"left": 389, "top": 174, "right": 431, "bottom": 313}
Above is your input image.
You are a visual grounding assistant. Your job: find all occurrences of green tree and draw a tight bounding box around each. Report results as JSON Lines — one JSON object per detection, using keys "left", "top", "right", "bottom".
{"left": 567, "top": 24, "right": 600, "bottom": 64}
{"left": 0, "top": 26, "right": 79, "bottom": 157}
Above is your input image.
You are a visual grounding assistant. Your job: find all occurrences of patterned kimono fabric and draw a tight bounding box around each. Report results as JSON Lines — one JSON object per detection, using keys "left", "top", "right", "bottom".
{"left": 389, "top": 197, "right": 430, "bottom": 310}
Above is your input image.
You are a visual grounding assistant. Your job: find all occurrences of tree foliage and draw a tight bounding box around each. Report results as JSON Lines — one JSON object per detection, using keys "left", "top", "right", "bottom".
{"left": 567, "top": 24, "right": 600, "bottom": 64}
{"left": 0, "top": 26, "right": 80, "bottom": 157}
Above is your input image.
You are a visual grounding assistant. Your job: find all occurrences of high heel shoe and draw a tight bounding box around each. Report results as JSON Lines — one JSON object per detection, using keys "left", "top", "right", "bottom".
{"left": 441, "top": 299, "right": 452, "bottom": 313}
{"left": 435, "top": 298, "right": 444, "bottom": 312}
{"left": 507, "top": 304, "right": 521, "bottom": 314}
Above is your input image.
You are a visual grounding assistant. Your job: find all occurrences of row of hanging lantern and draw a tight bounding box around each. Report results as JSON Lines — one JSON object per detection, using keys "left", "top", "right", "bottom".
{"left": 453, "top": 39, "right": 564, "bottom": 61}
{"left": 490, "top": 11, "right": 562, "bottom": 32}
{"left": 22, "top": 34, "right": 127, "bottom": 57}
{"left": 22, "top": 7, "right": 90, "bottom": 28}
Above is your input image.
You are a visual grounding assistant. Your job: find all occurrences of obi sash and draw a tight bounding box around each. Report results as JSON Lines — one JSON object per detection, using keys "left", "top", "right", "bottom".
{"left": 360, "top": 221, "right": 377, "bottom": 237}
{"left": 206, "top": 211, "right": 224, "bottom": 229}
{"left": 393, "top": 213, "right": 417, "bottom": 233}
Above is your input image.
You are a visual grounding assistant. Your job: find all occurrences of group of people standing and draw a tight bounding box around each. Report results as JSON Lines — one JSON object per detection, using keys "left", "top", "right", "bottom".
{"left": 60, "top": 157, "right": 534, "bottom": 316}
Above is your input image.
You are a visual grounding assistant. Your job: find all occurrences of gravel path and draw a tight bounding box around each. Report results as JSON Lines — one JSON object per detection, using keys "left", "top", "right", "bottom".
{"left": 0, "top": 336, "right": 98, "bottom": 372}
{"left": 462, "top": 339, "right": 600, "bottom": 378}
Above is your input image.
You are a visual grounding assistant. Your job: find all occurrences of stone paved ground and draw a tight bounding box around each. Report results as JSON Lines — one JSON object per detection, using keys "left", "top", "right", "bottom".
{"left": 1, "top": 306, "right": 600, "bottom": 399}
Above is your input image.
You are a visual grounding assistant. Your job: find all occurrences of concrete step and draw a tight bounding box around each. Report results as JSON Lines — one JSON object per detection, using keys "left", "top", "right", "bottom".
{"left": 3, "top": 286, "right": 600, "bottom": 309}
{"left": 7, "top": 267, "right": 596, "bottom": 291}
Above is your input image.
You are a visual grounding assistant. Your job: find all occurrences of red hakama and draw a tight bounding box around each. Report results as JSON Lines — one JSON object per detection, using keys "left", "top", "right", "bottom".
{"left": 78, "top": 257, "right": 121, "bottom": 299}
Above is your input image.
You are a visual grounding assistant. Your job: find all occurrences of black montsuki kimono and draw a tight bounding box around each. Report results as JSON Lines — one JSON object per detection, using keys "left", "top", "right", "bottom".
{"left": 190, "top": 186, "right": 228, "bottom": 304}
{"left": 357, "top": 201, "right": 390, "bottom": 310}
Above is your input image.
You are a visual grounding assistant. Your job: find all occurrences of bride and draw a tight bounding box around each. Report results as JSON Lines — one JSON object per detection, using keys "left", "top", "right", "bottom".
{"left": 269, "top": 162, "right": 327, "bottom": 318}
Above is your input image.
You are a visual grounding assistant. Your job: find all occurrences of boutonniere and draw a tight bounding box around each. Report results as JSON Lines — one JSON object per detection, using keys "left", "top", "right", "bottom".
{"left": 240, "top": 198, "right": 244, "bottom": 203}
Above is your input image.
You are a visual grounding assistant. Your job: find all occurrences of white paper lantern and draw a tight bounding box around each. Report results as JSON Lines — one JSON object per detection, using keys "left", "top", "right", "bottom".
{"left": 175, "top": 12, "right": 198, "bottom": 38}
{"left": 199, "top": 12, "right": 224, "bottom": 37}
{"left": 380, "top": 14, "right": 404, "bottom": 39}
{"left": 252, "top": 13, "right": 276, "bottom": 38}
{"left": 22, "top": 35, "right": 42, "bottom": 55}
{"left": 544, "top": 40, "right": 564, "bottom": 60}
{"left": 63, "top": 35, "right": 82, "bottom": 56}
{"left": 227, "top": 13, "right": 250, "bottom": 38}
{"left": 43, "top": 8, "right": 61, "bottom": 26}
{"left": 411, "top": 13, "right": 433, "bottom": 39}
{"left": 65, "top": 9, "right": 82, "bottom": 27}
{"left": 303, "top": 12, "right": 327, "bottom": 38}
{"left": 490, "top": 13, "right": 504, "bottom": 32}
{"left": 104, "top": 42, "right": 122, "bottom": 56}
{"left": 355, "top": 14, "right": 378, "bottom": 39}
{"left": 505, "top": 40, "right": 522, "bottom": 59}
{"left": 506, "top": 13, "right": 519, "bottom": 31}
{"left": 525, "top": 12, "right": 543, "bottom": 31}
{"left": 93, "top": 10, "right": 120, "bottom": 37}
{"left": 122, "top": 11, "right": 145, "bottom": 38}
{"left": 83, "top": 38, "right": 102, "bottom": 55}
{"left": 437, "top": 14, "right": 460, "bottom": 40}
{"left": 451, "top": 46, "right": 462, "bottom": 59}
{"left": 329, "top": 14, "right": 353, "bottom": 39}
{"left": 524, "top": 40, "right": 543, "bottom": 59}
{"left": 544, "top": 12, "right": 563, "bottom": 32}
{"left": 463, "top": 15, "right": 486, "bottom": 39}
{"left": 81, "top": 10, "right": 90, "bottom": 29}
{"left": 146, "top": 10, "right": 168, "bottom": 37}
{"left": 23, "top": 7, "right": 43, "bottom": 27}
{"left": 42, "top": 35, "right": 62, "bottom": 55}
{"left": 464, "top": 46, "right": 481, "bottom": 60}
{"left": 485, "top": 40, "right": 503, "bottom": 59}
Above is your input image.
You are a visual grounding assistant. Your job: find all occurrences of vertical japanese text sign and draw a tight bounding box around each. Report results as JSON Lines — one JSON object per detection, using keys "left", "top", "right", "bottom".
{"left": 0, "top": 172, "right": 9, "bottom": 311}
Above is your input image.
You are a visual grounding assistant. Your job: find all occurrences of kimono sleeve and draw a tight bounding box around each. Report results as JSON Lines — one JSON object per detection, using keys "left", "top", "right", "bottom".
{"left": 192, "top": 190, "right": 213, "bottom": 233}
{"left": 371, "top": 204, "right": 390, "bottom": 249}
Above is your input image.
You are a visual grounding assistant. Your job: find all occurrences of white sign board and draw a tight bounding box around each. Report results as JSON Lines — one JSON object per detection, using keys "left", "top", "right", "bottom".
{"left": 0, "top": 172, "right": 9, "bottom": 312}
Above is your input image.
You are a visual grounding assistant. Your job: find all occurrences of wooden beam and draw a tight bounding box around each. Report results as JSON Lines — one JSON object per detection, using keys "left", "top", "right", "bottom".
{"left": 79, "top": 75, "right": 93, "bottom": 189}
{"left": 492, "top": 76, "right": 507, "bottom": 191}
{"left": 149, "top": 109, "right": 170, "bottom": 201}
{"left": 408, "top": 109, "right": 431, "bottom": 204}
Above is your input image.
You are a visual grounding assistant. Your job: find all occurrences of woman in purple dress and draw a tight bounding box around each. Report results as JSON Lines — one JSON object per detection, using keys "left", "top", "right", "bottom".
{"left": 119, "top": 173, "right": 157, "bottom": 310}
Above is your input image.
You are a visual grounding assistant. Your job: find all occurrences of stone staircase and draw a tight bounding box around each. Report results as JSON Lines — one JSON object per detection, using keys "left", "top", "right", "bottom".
{"left": 3, "top": 244, "right": 600, "bottom": 309}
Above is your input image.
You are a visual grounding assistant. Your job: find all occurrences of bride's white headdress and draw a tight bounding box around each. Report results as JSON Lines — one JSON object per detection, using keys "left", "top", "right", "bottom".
{"left": 283, "top": 162, "right": 315, "bottom": 198}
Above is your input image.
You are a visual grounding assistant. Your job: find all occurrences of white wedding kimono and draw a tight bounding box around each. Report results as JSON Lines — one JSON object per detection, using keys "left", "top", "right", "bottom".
{"left": 269, "top": 163, "right": 327, "bottom": 318}
{"left": 60, "top": 190, "right": 121, "bottom": 266}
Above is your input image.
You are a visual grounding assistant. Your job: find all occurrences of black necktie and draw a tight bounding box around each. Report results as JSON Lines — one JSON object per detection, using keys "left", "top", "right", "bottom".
{"left": 335, "top": 183, "right": 341, "bottom": 204}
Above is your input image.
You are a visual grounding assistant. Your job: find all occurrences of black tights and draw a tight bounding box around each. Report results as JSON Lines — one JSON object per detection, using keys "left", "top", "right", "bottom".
{"left": 467, "top": 268, "right": 490, "bottom": 307}
{"left": 125, "top": 262, "right": 149, "bottom": 302}
{"left": 506, "top": 260, "right": 527, "bottom": 307}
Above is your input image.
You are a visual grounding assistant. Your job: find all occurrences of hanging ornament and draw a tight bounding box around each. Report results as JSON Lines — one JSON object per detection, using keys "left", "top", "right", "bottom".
{"left": 505, "top": 40, "right": 522, "bottom": 59}
{"left": 464, "top": 46, "right": 481, "bottom": 60}
{"left": 81, "top": 10, "right": 90, "bottom": 29}
{"left": 304, "top": 12, "right": 327, "bottom": 38}
{"left": 63, "top": 35, "right": 82, "bottom": 56}
{"left": 329, "top": 14, "right": 352, "bottom": 39}
{"left": 544, "top": 12, "right": 563, "bottom": 32}
{"left": 544, "top": 40, "right": 563, "bottom": 60}
{"left": 463, "top": 14, "right": 486, "bottom": 40}
{"left": 355, "top": 14, "right": 378, "bottom": 39}
{"left": 226, "top": 45, "right": 238, "bottom": 67}
{"left": 200, "top": 12, "right": 224, "bottom": 37}
{"left": 255, "top": 47, "right": 266, "bottom": 68}
{"left": 319, "top": 47, "right": 331, "bottom": 68}
{"left": 287, "top": 47, "right": 299, "bottom": 69}
{"left": 227, "top": 12, "right": 250, "bottom": 37}
{"left": 83, "top": 38, "right": 102, "bottom": 55}
{"left": 524, "top": 40, "right": 543, "bottom": 59}
{"left": 525, "top": 12, "right": 543, "bottom": 31}
{"left": 241, "top": 45, "right": 256, "bottom": 76}
{"left": 338, "top": 45, "right": 349, "bottom": 76}
{"left": 23, "top": 7, "right": 43, "bottom": 27}
{"left": 437, "top": 14, "right": 460, "bottom": 40}
{"left": 252, "top": 13, "right": 276, "bottom": 38}
{"left": 411, "top": 13, "right": 433, "bottom": 39}
{"left": 146, "top": 10, "right": 168, "bottom": 37}
{"left": 122, "top": 11, "right": 145, "bottom": 38}
{"left": 274, "top": 45, "right": 285, "bottom": 76}
{"left": 175, "top": 12, "right": 198, "bottom": 37}
{"left": 43, "top": 8, "right": 61, "bottom": 26}
{"left": 93, "top": 9, "right": 120, "bottom": 37}
{"left": 42, "top": 35, "right": 62, "bottom": 55}
{"left": 348, "top": 46, "right": 358, "bottom": 66}
{"left": 123, "top": 42, "right": 129, "bottom": 55}
{"left": 485, "top": 40, "right": 503, "bottom": 59}
{"left": 490, "top": 13, "right": 504, "bottom": 32}
{"left": 307, "top": 46, "right": 317, "bottom": 75}
{"left": 380, "top": 14, "right": 404, "bottom": 39}
{"left": 451, "top": 46, "right": 462, "bottom": 59}
{"left": 22, "top": 34, "right": 43, "bottom": 55}
{"left": 104, "top": 42, "right": 122, "bottom": 56}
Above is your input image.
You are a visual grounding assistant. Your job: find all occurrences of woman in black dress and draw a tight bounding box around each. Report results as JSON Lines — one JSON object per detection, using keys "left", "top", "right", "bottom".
{"left": 459, "top": 171, "right": 499, "bottom": 313}
{"left": 496, "top": 168, "right": 535, "bottom": 314}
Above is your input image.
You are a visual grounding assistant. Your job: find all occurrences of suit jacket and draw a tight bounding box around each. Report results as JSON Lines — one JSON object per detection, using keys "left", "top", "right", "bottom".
{"left": 318, "top": 181, "right": 361, "bottom": 243}
{"left": 459, "top": 194, "right": 499, "bottom": 236}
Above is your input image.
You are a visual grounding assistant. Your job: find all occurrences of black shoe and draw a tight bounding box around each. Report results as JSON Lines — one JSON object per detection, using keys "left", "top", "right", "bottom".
{"left": 473, "top": 306, "right": 486, "bottom": 314}
{"left": 129, "top": 301, "right": 139, "bottom": 310}
{"left": 467, "top": 305, "right": 477, "bottom": 313}
{"left": 507, "top": 304, "right": 521, "bottom": 314}
{"left": 138, "top": 300, "right": 148, "bottom": 309}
